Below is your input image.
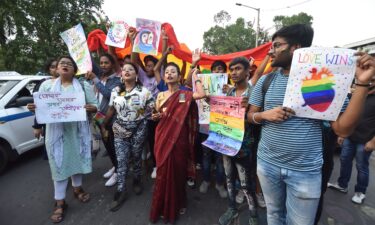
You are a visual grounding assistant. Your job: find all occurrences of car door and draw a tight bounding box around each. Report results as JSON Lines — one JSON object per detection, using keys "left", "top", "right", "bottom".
{"left": 5, "top": 78, "right": 44, "bottom": 154}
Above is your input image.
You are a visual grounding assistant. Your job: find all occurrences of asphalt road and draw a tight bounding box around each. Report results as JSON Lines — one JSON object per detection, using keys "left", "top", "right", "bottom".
{"left": 0, "top": 148, "right": 374, "bottom": 225}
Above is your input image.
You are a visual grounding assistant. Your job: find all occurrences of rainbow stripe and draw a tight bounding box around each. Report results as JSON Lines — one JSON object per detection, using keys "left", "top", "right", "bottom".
{"left": 301, "top": 77, "right": 335, "bottom": 112}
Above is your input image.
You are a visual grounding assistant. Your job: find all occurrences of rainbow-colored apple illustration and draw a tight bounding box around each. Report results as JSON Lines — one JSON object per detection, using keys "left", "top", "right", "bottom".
{"left": 301, "top": 67, "right": 335, "bottom": 112}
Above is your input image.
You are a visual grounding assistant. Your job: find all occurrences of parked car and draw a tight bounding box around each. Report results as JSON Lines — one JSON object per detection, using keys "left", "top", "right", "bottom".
{"left": 0, "top": 74, "right": 49, "bottom": 173}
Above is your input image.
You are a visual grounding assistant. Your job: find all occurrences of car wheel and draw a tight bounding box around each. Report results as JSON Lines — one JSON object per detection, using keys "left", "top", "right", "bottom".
{"left": 0, "top": 145, "right": 10, "bottom": 174}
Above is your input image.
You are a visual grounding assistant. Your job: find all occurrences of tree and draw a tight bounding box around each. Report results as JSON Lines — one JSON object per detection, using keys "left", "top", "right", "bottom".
{"left": 273, "top": 12, "right": 313, "bottom": 30}
{"left": 203, "top": 11, "right": 256, "bottom": 55}
{"left": 0, "top": 0, "right": 104, "bottom": 74}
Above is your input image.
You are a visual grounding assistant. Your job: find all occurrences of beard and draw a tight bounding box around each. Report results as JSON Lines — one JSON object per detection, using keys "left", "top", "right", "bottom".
{"left": 271, "top": 48, "right": 293, "bottom": 69}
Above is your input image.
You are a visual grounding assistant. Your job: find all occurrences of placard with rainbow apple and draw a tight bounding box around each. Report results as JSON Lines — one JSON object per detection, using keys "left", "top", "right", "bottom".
{"left": 283, "top": 47, "right": 356, "bottom": 121}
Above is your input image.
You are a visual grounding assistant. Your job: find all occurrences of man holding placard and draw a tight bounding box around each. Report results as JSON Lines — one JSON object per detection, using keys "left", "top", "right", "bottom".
{"left": 248, "top": 24, "right": 375, "bottom": 225}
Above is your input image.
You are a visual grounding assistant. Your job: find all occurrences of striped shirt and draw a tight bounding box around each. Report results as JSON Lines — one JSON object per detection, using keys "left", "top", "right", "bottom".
{"left": 250, "top": 71, "right": 325, "bottom": 171}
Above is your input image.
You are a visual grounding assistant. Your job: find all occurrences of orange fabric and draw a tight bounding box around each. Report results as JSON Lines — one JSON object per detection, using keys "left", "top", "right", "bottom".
{"left": 87, "top": 23, "right": 272, "bottom": 66}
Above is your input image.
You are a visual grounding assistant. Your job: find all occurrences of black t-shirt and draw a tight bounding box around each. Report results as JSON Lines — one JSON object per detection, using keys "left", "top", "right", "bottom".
{"left": 349, "top": 93, "right": 375, "bottom": 144}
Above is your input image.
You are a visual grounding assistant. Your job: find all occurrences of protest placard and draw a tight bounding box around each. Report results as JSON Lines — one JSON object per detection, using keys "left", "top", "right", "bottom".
{"left": 203, "top": 96, "right": 245, "bottom": 156}
{"left": 283, "top": 47, "right": 356, "bottom": 121}
{"left": 33, "top": 92, "right": 87, "bottom": 123}
{"left": 60, "top": 23, "right": 92, "bottom": 75}
{"left": 105, "top": 21, "right": 129, "bottom": 48}
{"left": 132, "top": 18, "right": 161, "bottom": 55}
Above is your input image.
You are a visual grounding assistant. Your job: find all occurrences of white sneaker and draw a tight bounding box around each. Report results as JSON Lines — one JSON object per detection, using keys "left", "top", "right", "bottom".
{"left": 105, "top": 173, "right": 117, "bottom": 187}
{"left": 327, "top": 182, "right": 348, "bottom": 193}
{"left": 235, "top": 190, "right": 245, "bottom": 204}
{"left": 215, "top": 184, "right": 228, "bottom": 198}
{"left": 195, "top": 163, "right": 202, "bottom": 170}
{"left": 351, "top": 192, "right": 365, "bottom": 204}
{"left": 199, "top": 181, "right": 210, "bottom": 193}
{"left": 103, "top": 167, "right": 115, "bottom": 179}
{"left": 151, "top": 167, "right": 157, "bottom": 179}
{"left": 256, "top": 193, "right": 266, "bottom": 208}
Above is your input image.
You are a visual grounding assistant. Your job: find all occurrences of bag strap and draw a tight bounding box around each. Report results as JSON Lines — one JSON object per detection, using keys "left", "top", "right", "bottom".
{"left": 261, "top": 71, "right": 277, "bottom": 98}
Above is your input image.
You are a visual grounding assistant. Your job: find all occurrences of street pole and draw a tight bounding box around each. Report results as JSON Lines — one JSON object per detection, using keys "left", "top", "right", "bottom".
{"left": 236, "top": 3, "right": 260, "bottom": 47}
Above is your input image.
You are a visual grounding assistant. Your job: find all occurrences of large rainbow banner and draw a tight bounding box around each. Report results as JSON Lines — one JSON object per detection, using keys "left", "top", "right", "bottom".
{"left": 283, "top": 47, "right": 356, "bottom": 121}
{"left": 203, "top": 96, "right": 245, "bottom": 156}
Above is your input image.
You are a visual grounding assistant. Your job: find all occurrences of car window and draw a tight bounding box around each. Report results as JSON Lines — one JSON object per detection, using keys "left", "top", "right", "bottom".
{"left": 25, "top": 80, "right": 41, "bottom": 94}
{"left": 0, "top": 80, "right": 20, "bottom": 100}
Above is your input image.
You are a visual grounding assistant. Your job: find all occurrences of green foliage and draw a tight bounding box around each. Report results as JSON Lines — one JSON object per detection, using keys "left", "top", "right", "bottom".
{"left": 0, "top": 0, "right": 104, "bottom": 74}
{"left": 273, "top": 12, "right": 313, "bottom": 30}
{"left": 203, "top": 14, "right": 256, "bottom": 55}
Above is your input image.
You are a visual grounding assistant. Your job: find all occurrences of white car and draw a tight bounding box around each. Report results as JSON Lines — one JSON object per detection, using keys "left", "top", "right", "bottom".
{"left": 0, "top": 74, "right": 49, "bottom": 173}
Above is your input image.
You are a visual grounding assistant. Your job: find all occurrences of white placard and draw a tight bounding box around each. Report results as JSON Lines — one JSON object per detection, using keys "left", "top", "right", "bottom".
{"left": 33, "top": 92, "right": 87, "bottom": 123}
{"left": 283, "top": 47, "right": 356, "bottom": 121}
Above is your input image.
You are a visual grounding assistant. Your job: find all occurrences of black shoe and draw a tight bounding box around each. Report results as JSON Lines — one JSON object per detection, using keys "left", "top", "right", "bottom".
{"left": 110, "top": 191, "right": 127, "bottom": 212}
{"left": 133, "top": 179, "right": 143, "bottom": 195}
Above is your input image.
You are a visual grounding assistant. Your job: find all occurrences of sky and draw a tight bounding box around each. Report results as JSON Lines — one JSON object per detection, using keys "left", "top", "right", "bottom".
{"left": 103, "top": 0, "right": 375, "bottom": 51}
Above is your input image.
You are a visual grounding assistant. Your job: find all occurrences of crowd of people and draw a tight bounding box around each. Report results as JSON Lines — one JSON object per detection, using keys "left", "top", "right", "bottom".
{"left": 26, "top": 24, "right": 375, "bottom": 225}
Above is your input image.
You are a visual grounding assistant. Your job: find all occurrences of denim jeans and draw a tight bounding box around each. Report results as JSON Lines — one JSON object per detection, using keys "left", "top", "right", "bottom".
{"left": 337, "top": 138, "right": 372, "bottom": 194}
{"left": 257, "top": 158, "right": 321, "bottom": 225}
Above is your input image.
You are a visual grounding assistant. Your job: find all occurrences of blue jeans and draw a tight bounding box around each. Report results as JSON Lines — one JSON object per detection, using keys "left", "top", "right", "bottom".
{"left": 337, "top": 138, "right": 372, "bottom": 194}
{"left": 257, "top": 158, "right": 321, "bottom": 225}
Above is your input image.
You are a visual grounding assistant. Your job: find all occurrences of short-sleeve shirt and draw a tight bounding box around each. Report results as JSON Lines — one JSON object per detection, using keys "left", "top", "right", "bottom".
{"left": 250, "top": 71, "right": 335, "bottom": 171}
{"left": 227, "top": 83, "right": 254, "bottom": 158}
{"left": 109, "top": 85, "right": 154, "bottom": 122}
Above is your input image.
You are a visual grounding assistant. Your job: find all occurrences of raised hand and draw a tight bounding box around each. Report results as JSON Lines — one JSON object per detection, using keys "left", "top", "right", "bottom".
{"left": 355, "top": 52, "right": 375, "bottom": 84}
{"left": 192, "top": 48, "right": 202, "bottom": 66}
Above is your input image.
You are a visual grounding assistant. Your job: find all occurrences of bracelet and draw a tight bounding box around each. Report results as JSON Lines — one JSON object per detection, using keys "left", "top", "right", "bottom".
{"left": 195, "top": 79, "right": 202, "bottom": 84}
{"left": 355, "top": 82, "right": 372, "bottom": 87}
{"left": 252, "top": 112, "right": 262, "bottom": 125}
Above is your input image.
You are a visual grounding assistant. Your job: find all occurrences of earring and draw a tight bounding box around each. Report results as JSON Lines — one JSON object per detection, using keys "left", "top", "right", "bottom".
{"left": 136, "top": 76, "right": 138, "bottom": 82}
{"left": 120, "top": 77, "right": 124, "bottom": 83}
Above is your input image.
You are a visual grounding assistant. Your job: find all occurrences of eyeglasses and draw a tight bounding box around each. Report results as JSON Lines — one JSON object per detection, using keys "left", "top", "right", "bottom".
{"left": 271, "top": 42, "right": 288, "bottom": 50}
{"left": 58, "top": 61, "right": 74, "bottom": 68}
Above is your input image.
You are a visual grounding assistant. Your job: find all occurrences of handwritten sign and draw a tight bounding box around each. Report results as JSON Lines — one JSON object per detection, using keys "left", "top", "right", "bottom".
{"left": 202, "top": 96, "right": 245, "bottom": 156}
{"left": 33, "top": 92, "right": 87, "bottom": 123}
{"left": 132, "top": 18, "right": 161, "bottom": 56}
{"left": 60, "top": 23, "right": 92, "bottom": 75}
{"left": 193, "top": 73, "right": 228, "bottom": 133}
{"left": 283, "top": 47, "right": 356, "bottom": 121}
{"left": 105, "top": 21, "right": 129, "bottom": 48}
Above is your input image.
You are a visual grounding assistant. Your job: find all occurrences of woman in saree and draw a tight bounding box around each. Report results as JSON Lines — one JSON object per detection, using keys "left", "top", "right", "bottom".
{"left": 149, "top": 62, "right": 206, "bottom": 224}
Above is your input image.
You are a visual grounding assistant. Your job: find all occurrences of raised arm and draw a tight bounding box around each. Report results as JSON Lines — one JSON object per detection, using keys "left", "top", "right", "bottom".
{"left": 331, "top": 52, "right": 375, "bottom": 137}
{"left": 186, "top": 48, "right": 202, "bottom": 88}
{"left": 251, "top": 53, "right": 271, "bottom": 86}
{"left": 129, "top": 27, "right": 146, "bottom": 72}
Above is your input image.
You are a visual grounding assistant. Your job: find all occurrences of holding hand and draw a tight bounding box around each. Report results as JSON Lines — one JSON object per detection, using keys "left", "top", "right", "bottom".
{"left": 84, "top": 104, "right": 97, "bottom": 113}
{"left": 128, "top": 27, "right": 138, "bottom": 43}
{"left": 241, "top": 97, "right": 249, "bottom": 109}
{"left": 261, "top": 106, "right": 295, "bottom": 122}
{"left": 27, "top": 103, "right": 36, "bottom": 112}
{"left": 33, "top": 128, "right": 43, "bottom": 139}
{"left": 85, "top": 71, "right": 97, "bottom": 81}
{"left": 364, "top": 139, "right": 375, "bottom": 152}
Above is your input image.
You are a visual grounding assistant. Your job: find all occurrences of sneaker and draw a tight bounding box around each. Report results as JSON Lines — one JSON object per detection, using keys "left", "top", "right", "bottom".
{"left": 195, "top": 163, "right": 202, "bottom": 170}
{"left": 133, "top": 179, "right": 143, "bottom": 195}
{"left": 256, "top": 193, "right": 266, "bottom": 208}
{"left": 103, "top": 167, "right": 115, "bottom": 179}
{"left": 236, "top": 190, "right": 245, "bottom": 204}
{"left": 215, "top": 184, "right": 228, "bottom": 198}
{"left": 105, "top": 173, "right": 117, "bottom": 187}
{"left": 219, "top": 208, "right": 239, "bottom": 225}
{"left": 110, "top": 191, "right": 127, "bottom": 212}
{"left": 187, "top": 178, "right": 196, "bottom": 189}
{"left": 327, "top": 182, "right": 348, "bottom": 193}
{"left": 199, "top": 181, "right": 210, "bottom": 194}
{"left": 151, "top": 167, "right": 157, "bottom": 179}
{"left": 351, "top": 192, "right": 365, "bottom": 204}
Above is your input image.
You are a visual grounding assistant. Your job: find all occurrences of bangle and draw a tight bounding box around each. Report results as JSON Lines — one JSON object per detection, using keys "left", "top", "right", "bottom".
{"left": 355, "top": 82, "right": 372, "bottom": 88}
{"left": 195, "top": 79, "right": 202, "bottom": 84}
{"left": 252, "top": 112, "right": 262, "bottom": 125}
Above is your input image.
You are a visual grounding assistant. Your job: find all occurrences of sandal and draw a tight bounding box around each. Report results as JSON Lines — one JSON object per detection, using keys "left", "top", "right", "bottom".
{"left": 50, "top": 201, "right": 68, "bottom": 223}
{"left": 73, "top": 187, "right": 90, "bottom": 203}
